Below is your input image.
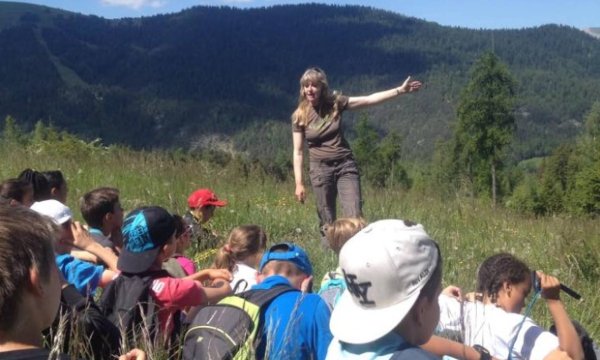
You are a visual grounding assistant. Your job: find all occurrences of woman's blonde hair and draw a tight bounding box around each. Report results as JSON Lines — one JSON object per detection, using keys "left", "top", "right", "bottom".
{"left": 213, "top": 225, "right": 268, "bottom": 272}
{"left": 325, "top": 217, "right": 367, "bottom": 254}
{"left": 291, "top": 67, "right": 343, "bottom": 127}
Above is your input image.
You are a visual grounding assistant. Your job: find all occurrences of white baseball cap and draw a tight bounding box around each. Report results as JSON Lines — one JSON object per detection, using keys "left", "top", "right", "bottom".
{"left": 330, "top": 219, "right": 439, "bottom": 344}
{"left": 30, "top": 199, "right": 73, "bottom": 225}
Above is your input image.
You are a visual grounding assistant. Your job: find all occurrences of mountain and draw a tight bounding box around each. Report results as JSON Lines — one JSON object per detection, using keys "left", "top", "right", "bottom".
{"left": 584, "top": 28, "right": 600, "bottom": 39}
{"left": 1, "top": 2, "right": 599, "bottom": 162}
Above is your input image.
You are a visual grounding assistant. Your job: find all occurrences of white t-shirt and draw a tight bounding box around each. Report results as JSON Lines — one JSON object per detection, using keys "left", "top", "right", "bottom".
{"left": 231, "top": 262, "right": 258, "bottom": 293}
{"left": 438, "top": 294, "right": 559, "bottom": 360}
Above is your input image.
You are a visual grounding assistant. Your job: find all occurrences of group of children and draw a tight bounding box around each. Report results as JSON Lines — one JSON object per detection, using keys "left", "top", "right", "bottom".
{"left": 0, "top": 168, "right": 594, "bottom": 360}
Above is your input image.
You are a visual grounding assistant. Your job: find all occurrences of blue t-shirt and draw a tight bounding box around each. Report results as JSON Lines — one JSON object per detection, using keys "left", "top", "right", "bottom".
{"left": 252, "top": 275, "right": 332, "bottom": 360}
{"left": 56, "top": 253, "right": 104, "bottom": 296}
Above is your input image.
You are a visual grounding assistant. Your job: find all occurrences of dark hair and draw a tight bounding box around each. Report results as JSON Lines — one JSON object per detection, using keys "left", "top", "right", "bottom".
{"left": 418, "top": 242, "right": 443, "bottom": 301}
{"left": 0, "top": 178, "right": 32, "bottom": 204}
{"left": 42, "top": 170, "right": 66, "bottom": 191}
{"left": 213, "top": 225, "right": 268, "bottom": 272}
{"left": 476, "top": 253, "right": 530, "bottom": 303}
{"left": 18, "top": 168, "right": 51, "bottom": 201}
{"left": 0, "top": 206, "right": 57, "bottom": 331}
{"left": 173, "top": 214, "right": 187, "bottom": 237}
{"left": 80, "top": 187, "right": 120, "bottom": 229}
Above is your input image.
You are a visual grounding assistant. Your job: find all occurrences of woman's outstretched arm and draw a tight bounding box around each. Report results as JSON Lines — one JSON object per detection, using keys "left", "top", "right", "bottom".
{"left": 347, "top": 76, "right": 422, "bottom": 110}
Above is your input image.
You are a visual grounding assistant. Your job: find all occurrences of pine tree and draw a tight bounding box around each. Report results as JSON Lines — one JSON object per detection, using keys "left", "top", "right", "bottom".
{"left": 453, "top": 52, "right": 517, "bottom": 206}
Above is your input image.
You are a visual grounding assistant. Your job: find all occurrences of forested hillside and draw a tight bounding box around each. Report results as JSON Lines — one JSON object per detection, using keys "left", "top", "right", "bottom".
{"left": 1, "top": 2, "right": 599, "bottom": 162}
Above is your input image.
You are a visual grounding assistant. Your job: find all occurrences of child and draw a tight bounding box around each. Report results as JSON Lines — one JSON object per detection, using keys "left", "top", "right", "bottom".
{"left": 80, "top": 187, "right": 124, "bottom": 252}
{"left": 0, "top": 177, "right": 34, "bottom": 207}
{"left": 212, "top": 224, "right": 268, "bottom": 293}
{"left": 0, "top": 206, "right": 145, "bottom": 360}
{"left": 437, "top": 253, "right": 584, "bottom": 360}
{"left": 327, "top": 219, "right": 442, "bottom": 359}
{"left": 0, "top": 205, "right": 63, "bottom": 359}
{"left": 325, "top": 217, "right": 367, "bottom": 254}
{"left": 319, "top": 217, "right": 366, "bottom": 309}
{"left": 43, "top": 170, "right": 68, "bottom": 204}
{"left": 114, "top": 206, "right": 232, "bottom": 339}
{"left": 30, "top": 199, "right": 119, "bottom": 296}
{"left": 253, "top": 242, "right": 332, "bottom": 359}
{"left": 184, "top": 188, "right": 227, "bottom": 252}
{"left": 163, "top": 214, "right": 196, "bottom": 277}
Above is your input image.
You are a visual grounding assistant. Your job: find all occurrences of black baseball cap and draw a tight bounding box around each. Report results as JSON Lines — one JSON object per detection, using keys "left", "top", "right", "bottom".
{"left": 117, "top": 206, "right": 176, "bottom": 274}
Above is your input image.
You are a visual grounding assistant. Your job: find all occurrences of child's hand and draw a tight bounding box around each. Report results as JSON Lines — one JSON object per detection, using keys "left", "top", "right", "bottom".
{"left": 118, "top": 348, "right": 146, "bottom": 360}
{"left": 464, "top": 292, "right": 483, "bottom": 302}
{"left": 537, "top": 271, "right": 561, "bottom": 301}
{"left": 70, "top": 221, "right": 95, "bottom": 250}
{"left": 206, "top": 269, "right": 232, "bottom": 282}
{"left": 441, "top": 285, "right": 462, "bottom": 300}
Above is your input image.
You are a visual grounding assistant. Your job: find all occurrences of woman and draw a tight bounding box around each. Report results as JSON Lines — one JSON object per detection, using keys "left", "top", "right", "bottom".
{"left": 292, "top": 67, "right": 421, "bottom": 237}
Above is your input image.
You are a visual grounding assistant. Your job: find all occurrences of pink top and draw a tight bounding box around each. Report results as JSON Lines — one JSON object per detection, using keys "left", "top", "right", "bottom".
{"left": 150, "top": 276, "right": 203, "bottom": 335}
{"left": 174, "top": 255, "right": 196, "bottom": 276}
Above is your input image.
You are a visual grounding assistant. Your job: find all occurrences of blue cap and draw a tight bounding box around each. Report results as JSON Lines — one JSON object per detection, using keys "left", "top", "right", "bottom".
{"left": 259, "top": 242, "right": 313, "bottom": 275}
{"left": 117, "top": 206, "right": 176, "bottom": 274}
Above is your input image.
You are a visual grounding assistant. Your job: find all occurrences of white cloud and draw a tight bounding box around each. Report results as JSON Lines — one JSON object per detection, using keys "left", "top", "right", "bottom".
{"left": 101, "top": 0, "right": 167, "bottom": 10}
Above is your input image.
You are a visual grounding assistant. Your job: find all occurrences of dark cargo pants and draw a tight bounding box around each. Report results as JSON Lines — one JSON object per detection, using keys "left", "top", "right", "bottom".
{"left": 309, "top": 156, "right": 363, "bottom": 236}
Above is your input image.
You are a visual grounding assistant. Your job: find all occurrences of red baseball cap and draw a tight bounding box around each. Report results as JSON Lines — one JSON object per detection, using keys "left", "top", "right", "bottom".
{"left": 187, "top": 188, "right": 227, "bottom": 208}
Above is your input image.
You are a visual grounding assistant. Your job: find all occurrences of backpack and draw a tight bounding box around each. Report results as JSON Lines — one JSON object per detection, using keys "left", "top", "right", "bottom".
{"left": 182, "top": 284, "right": 295, "bottom": 360}
{"left": 318, "top": 271, "right": 347, "bottom": 311}
{"left": 98, "top": 270, "right": 174, "bottom": 346}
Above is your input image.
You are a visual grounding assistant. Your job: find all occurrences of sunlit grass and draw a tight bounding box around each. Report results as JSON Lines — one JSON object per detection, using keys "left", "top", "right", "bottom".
{"left": 2, "top": 138, "right": 599, "bottom": 339}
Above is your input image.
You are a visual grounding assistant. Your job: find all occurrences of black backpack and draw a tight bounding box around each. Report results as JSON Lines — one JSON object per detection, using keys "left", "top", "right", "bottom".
{"left": 99, "top": 270, "right": 175, "bottom": 347}
{"left": 182, "top": 285, "right": 295, "bottom": 360}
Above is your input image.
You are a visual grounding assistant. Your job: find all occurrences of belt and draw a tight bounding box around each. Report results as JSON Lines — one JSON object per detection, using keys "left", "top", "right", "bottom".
{"left": 319, "top": 155, "right": 353, "bottom": 166}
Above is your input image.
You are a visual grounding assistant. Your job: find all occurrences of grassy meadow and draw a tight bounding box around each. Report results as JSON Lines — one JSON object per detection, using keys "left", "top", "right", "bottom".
{"left": 2, "top": 138, "right": 600, "bottom": 340}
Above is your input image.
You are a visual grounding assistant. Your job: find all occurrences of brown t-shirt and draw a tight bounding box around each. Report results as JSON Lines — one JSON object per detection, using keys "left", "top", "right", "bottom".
{"left": 293, "top": 95, "right": 352, "bottom": 162}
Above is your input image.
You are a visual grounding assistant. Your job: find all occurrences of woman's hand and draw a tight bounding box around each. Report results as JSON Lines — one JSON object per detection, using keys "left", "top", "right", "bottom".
{"left": 295, "top": 184, "right": 306, "bottom": 204}
{"left": 397, "top": 76, "right": 422, "bottom": 94}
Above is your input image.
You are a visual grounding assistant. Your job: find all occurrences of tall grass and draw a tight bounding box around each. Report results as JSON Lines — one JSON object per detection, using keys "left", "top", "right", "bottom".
{"left": 2, "top": 138, "right": 599, "bottom": 339}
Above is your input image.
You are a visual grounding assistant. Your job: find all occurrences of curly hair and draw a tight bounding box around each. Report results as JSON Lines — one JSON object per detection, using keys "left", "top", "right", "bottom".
{"left": 476, "top": 253, "right": 530, "bottom": 303}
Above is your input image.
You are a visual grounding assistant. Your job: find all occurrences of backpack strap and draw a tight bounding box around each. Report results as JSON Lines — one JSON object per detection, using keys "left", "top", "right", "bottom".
{"left": 232, "top": 279, "right": 249, "bottom": 293}
{"left": 237, "top": 284, "right": 297, "bottom": 307}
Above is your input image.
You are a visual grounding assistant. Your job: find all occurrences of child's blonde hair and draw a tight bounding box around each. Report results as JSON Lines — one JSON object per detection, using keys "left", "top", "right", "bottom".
{"left": 213, "top": 225, "right": 267, "bottom": 272}
{"left": 325, "top": 217, "right": 367, "bottom": 254}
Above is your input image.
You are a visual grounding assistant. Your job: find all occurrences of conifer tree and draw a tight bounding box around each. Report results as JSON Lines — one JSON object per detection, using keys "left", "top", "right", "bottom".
{"left": 453, "top": 52, "right": 517, "bottom": 206}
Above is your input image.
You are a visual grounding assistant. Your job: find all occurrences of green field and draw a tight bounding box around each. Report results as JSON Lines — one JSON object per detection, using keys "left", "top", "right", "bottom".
{"left": 2, "top": 136, "right": 599, "bottom": 342}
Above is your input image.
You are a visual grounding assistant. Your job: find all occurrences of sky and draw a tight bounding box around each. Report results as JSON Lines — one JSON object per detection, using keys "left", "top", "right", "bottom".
{"left": 9, "top": 0, "right": 600, "bottom": 29}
